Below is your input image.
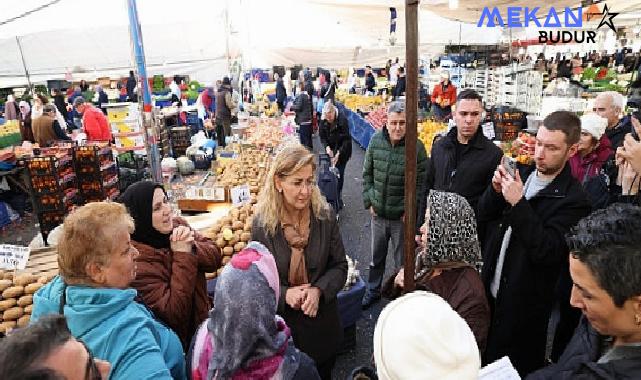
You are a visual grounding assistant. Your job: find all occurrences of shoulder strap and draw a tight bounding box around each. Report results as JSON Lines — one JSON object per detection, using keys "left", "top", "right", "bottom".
{"left": 59, "top": 282, "right": 68, "bottom": 315}
{"left": 582, "top": 163, "right": 593, "bottom": 184}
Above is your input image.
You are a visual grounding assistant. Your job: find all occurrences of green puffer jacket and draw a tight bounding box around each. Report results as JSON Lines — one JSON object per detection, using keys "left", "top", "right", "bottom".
{"left": 362, "top": 129, "right": 428, "bottom": 227}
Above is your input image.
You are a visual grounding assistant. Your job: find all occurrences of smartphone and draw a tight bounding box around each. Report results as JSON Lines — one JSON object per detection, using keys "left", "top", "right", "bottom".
{"left": 502, "top": 156, "right": 517, "bottom": 178}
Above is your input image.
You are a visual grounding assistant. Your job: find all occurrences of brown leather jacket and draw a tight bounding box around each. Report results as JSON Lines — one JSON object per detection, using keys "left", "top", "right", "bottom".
{"left": 383, "top": 266, "right": 490, "bottom": 352}
{"left": 130, "top": 218, "right": 221, "bottom": 350}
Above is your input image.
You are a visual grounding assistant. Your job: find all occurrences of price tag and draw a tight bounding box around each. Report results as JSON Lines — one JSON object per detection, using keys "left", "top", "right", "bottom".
{"left": 0, "top": 245, "right": 31, "bottom": 270}
{"left": 231, "top": 184, "right": 251, "bottom": 206}
{"left": 482, "top": 122, "right": 496, "bottom": 140}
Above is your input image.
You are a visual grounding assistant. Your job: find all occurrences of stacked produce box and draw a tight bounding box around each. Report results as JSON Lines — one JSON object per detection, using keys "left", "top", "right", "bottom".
{"left": 492, "top": 108, "right": 527, "bottom": 142}
{"left": 0, "top": 271, "right": 55, "bottom": 333}
{"left": 107, "top": 103, "right": 145, "bottom": 155}
{"left": 154, "top": 114, "right": 172, "bottom": 157}
{"left": 26, "top": 146, "right": 80, "bottom": 244}
{"left": 170, "top": 126, "right": 191, "bottom": 157}
{"left": 74, "top": 145, "right": 119, "bottom": 203}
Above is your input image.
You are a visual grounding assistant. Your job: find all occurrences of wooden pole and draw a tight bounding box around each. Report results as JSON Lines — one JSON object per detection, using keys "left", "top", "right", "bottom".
{"left": 403, "top": 0, "right": 419, "bottom": 292}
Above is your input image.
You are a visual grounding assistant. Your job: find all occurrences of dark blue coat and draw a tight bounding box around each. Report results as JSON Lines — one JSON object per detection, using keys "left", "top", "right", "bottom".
{"left": 527, "top": 316, "right": 641, "bottom": 379}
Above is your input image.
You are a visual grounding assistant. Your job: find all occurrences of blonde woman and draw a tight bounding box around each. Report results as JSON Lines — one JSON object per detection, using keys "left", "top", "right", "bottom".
{"left": 252, "top": 143, "right": 347, "bottom": 380}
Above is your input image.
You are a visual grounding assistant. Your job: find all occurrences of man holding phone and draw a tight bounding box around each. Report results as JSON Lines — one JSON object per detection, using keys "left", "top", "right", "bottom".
{"left": 478, "top": 111, "right": 591, "bottom": 376}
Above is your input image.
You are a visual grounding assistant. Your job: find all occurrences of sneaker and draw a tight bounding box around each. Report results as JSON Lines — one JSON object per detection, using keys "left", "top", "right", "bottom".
{"left": 361, "top": 291, "right": 381, "bottom": 310}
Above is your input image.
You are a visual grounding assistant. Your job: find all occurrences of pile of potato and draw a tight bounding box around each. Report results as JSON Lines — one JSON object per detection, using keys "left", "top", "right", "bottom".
{"left": 245, "top": 119, "right": 284, "bottom": 148}
{"left": 204, "top": 203, "right": 256, "bottom": 280}
{"left": 0, "top": 271, "right": 54, "bottom": 333}
{"left": 215, "top": 149, "right": 270, "bottom": 195}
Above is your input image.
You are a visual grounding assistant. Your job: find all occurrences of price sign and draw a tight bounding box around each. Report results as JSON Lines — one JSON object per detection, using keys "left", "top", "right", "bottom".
{"left": 482, "top": 122, "right": 496, "bottom": 140}
{"left": 0, "top": 245, "right": 31, "bottom": 270}
{"left": 231, "top": 184, "right": 251, "bottom": 206}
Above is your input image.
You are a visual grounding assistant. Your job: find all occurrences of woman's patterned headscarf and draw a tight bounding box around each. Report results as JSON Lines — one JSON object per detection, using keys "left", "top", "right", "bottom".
{"left": 415, "top": 191, "right": 482, "bottom": 279}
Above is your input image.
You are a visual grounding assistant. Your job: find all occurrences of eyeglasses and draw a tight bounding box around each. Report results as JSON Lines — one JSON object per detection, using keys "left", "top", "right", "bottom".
{"left": 285, "top": 179, "right": 315, "bottom": 191}
{"left": 78, "top": 339, "right": 101, "bottom": 380}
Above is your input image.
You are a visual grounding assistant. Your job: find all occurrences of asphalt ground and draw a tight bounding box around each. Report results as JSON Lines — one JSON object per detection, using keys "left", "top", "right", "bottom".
{"left": 313, "top": 136, "right": 399, "bottom": 379}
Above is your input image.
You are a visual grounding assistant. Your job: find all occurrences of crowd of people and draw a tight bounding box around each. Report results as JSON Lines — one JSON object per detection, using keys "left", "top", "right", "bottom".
{"left": 2, "top": 57, "right": 641, "bottom": 379}
{"left": 358, "top": 91, "right": 641, "bottom": 378}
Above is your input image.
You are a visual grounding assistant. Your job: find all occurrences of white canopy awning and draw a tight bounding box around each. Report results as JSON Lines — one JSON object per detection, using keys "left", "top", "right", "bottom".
{"left": 2, "top": 0, "right": 638, "bottom": 87}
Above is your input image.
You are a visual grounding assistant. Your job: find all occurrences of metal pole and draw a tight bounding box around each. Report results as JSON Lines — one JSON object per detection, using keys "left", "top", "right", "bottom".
{"left": 224, "top": 0, "right": 232, "bottom": 74}
{"left": 126, "top": 0, "right": 162, "bottom": 182}
{"left": 403, "top": 0, "right": 419, "bottom": 292}
{"left": 15, "top": 37, "right": 33, "bottom": 95}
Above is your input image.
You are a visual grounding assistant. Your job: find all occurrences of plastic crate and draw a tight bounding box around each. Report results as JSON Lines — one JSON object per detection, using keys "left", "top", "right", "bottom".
{"left": 117, "top": 151, "right": 148, "bottom": 170}
{"left": 34, "top": 189, "right": 78, "bottom": 211}
{"left": 73, "top": 145, "right": 112, "bottom": 164}
{"left": 27, "top": 157, "right": 62, "bottom": 176}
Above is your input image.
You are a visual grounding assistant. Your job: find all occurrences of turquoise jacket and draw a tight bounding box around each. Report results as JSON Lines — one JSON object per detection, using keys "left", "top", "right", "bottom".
{"left": 31, "top": 276, "right": 186, "bottom": 380}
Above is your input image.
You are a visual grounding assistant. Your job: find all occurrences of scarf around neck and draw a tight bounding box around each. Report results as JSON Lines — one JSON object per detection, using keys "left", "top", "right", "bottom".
{"left": 281, "top": 207, "right": 311, "bottom": 286}
{"left": 118, "top": 181, "right": 171, "bottom": 249}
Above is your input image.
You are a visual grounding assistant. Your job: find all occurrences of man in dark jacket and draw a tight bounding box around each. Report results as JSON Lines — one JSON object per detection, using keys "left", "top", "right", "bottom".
{"left": 479, "top": 111, "right": 591, "bottom": 376}
{"left": 361, "top": 100, "right": 428, "bottom": 308}
{"left": 593, "top": 91, "right": 633, "bottom": 202}
{"left": 393, "top": 67, "right": 406, "bottom": 99}
{"left": 527, "top": 203, "right": 641, "bottom": 380}
{"left": 126, "top": 70, "right": 137, "bottom": 102}
{"left": 215, "top": 77, "right": 236, "bottom": 148}
{"left": 95, "top": 85, "right": 109, "bottom": 115}
{"left": 593, "top": 91, "right": 632, "bottom": 150}
{"left": 420, "top": 89, "right": 502, "bottom": 238}
{"left": 321, "top": 101, "right": 351, "bottom": 205}
{"left": 291, "top": 82, "right": 313, "bottom": 150}
{"left": 365, "top": 66, "right": 376, "bottom": 94}
{"left": 275, "top": 73, "right": 287, "bottom": 113}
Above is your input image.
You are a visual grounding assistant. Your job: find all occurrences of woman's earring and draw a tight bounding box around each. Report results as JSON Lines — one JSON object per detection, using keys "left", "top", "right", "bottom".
{"left": 278, "top": 188, "right": 283, "bottom": 193}
{"left": 635, "top": 314, "right": 641, "bottom": 326}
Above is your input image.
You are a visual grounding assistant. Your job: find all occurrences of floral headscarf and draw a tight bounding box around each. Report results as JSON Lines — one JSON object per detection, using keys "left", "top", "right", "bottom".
{"left": 415, "top": 191, "right": 482, "bottom": 279}
{"left": 195, "top": 241, "right": 302, "bottom": 380}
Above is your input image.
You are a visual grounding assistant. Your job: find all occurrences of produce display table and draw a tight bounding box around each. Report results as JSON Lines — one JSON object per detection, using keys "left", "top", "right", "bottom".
{"left": 336, "top": 102, "right": 376, "bottom": 150}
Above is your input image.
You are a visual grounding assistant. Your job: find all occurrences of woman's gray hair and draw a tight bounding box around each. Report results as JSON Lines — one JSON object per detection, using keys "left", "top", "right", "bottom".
{"left": 387, "top": 100, "right": 405, "bottom": 114}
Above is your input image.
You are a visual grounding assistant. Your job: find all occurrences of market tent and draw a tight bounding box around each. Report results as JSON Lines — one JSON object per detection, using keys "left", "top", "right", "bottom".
{"left": 9, "top": 0, "right": 631, "bottom": 86}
